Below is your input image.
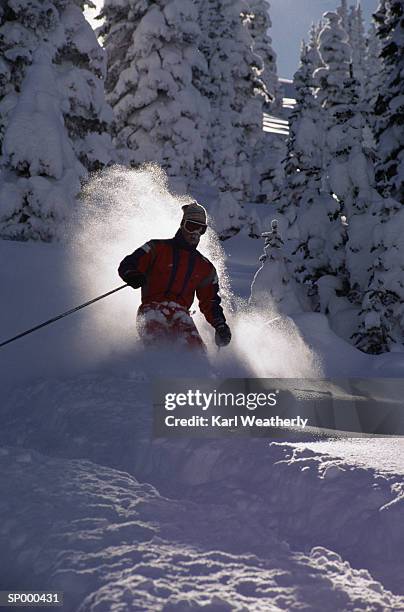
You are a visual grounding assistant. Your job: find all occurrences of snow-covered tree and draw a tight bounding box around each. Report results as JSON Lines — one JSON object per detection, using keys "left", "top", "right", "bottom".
{"left": 254, "top": 134, "right": 286, "bottom": 205}
{"left": 241, "top": 0, "right": 287, "bottom": 207}
{"left": 352, "top": 194, "right": 404, "bottom": 353}
{"left": 198, "top": 0, "right": 263, "bottom": 237}
{"left": 353, "top": 0, "right": 404, "bottom": 352}
{"left": 265, "top": 11, "right": 378, "bottom": 339}
{"left": 247, "top": 5, "right": 402, "bottom": 352}
{"left": 276, "top": 41, "right": 336, "bottom": 305}
{"left": 247, "top": 7, "right": 403, "bottom": 351}
{"left": 373, "top": 0, "right": 388, "bottom": 46}
{"left": 242, "top": 0, "right": 282, "bottom": 111}
{"left": 363, "top": 23, "right": 383, "bottom": 135}
{"left": 0, "top": 0, "right": 114, "bottom": 241}
{"left": 316, "top": 14, "right": 383, "bottom": 301}
{"left": 281, "top": 42, "right": 323, "bottom": 218}
{"left": 307, "top": 22, "right": 323, "bottom": 74}
{"left": 250, "top": 220, "right": 308, "bottom": 314}
{"left": 58, "top": 2, "right": 115, "bottom": 171}
{"left": 306, "top": 11, "right": 388, "bottom": 343}
{"left": 337, "top": 0, "right": 349, "bottom": 32}
{"left": 314, "top": 11, "right": 352, "bottom": 108}
{"left": 373, "top": 0, "right": 404, "bottom": 203}
{"left": 98, "top": 4, "right": 130, "bottom": 81}
{"left": 347, "top": 2, "right": 367, "bottom": 90}
{"left": 97, "top": 0, "right": 139, "bottom": 103}
{"left": 353, "top": 262, "right": 396, "bottom": 354}
{"left": 101, "top": 0, "right": 210, "bottom": 192}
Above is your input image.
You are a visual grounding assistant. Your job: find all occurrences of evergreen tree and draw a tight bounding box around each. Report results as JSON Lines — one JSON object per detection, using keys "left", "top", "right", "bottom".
{"left": 242, "top": 0, "right": 286, "bottom": 207}
{"left": 368, "top": 0, "right": 387, "bottom": 146}
{"left": 279, "top": 42, "right": 322, "bottom": 225}
{"left": 314, "top": 11, "right": 352, "bottom": 108}
{"left": 337, "top": 0, "right": 349, "bottom": 32}
{"left": 228, "top": 0, "right": 263, "bottom": 203}
{"left": 255, "top": 134, "right": 286, "bottom": 205}
{"left": 353, "top": 1, "right": 404, "bottom": 352}
{"left": 363, "top": 23, "right": 383, "bottom": 137}
{"left": 373, "top": 0, "right": 388, "bottom": 45}
{"left": 312, "top": 11, "right": 384, "bottom": 341}
{"left": 101, "top": 0, "right": 210, "bottom": 192}
{"left": 97, "top": 1, "right": 141, "bottom": 131}
{"left": 277, "top": 41, "right": 335, "bottom": 305}
{"left": 250, "top": 220, "right": 308, "bottom": 314}
{"left": 242, "top": 0, "right": 282, "bottom": 111}
{"left": 312, "top": 11, "right": 352, "bottom": 295}
{"left": 353, "top": 254, "right": 397, "bottom": 354}
{"left": 373, "top": 0, "right": 404, "bottom": 203}
{"left": 199, "top": 0, "right": 263, "bottom": 237}
{"left": 254, "top": 10, "right": 389, "bottom": 345}
{"left": 59, "top": 2, "right": 115, "bottom": 172}
{"left": 347, "top": 2, "right": 367, "bottom": 90}
{"left": 352, "top": 189, "right": 404, "bottom": 353}
{"left": 0, "top": 0, "right": 114, "bottom": 241}
{"left": 307, "top": 22, "right": 323, "bottom": 74}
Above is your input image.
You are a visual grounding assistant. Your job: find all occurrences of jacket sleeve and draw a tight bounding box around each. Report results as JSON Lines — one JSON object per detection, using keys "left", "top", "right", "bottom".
{"left": 118, "top": 241, "right": 155, "bottom": 283}
{"left": 196, "top": 266, "right": 226, "bottom": 329}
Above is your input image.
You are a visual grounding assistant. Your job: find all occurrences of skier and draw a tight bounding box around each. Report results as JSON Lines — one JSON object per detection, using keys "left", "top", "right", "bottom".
{"left": 118, "top": 202, "right": 232, "bottom": 350}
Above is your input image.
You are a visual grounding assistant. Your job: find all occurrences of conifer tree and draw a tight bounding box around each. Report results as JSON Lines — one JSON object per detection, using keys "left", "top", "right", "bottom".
{"left": 307, "top": 22, "right": 323, "bottom": 74}
{"left": 242, "top": 0, "right": 282, "bottom": 111}
{"left": 353, "top": 256, "right": 396, "bottom": 354}
{"left": 242, "top": 0, "right": 286, "bottom": 207}
{"left": 279, "top": 42, "right": 323, "bottom": 225}
{"left": 250, "top": 220, "right": 308, "bottom": 314}
{"left": 373, "top": 0, "right": 404, "bottom": 202}
{"left": 311, "top": 11, "right": 385, "bottom": 342}
{"left": 0, "top": 0, "right": 114, "bottom": 241}
{"left": 337, "top": 0, "right": 349, "bottom": 32}
{"left": 347, "top": 3, "right": 367, "bottom": 89}
{"left": 100, "top": 0, "right": 210, "bottom": 192}
{"left": 354, "top": 0, "right": 404, "bottom": 352}
{"left": 311, "top": 12, "right": 381, "bottom": 323}
{"left": 97, "top": 0, "right": 141, "bottom": 121}
{"left": 363, "top": 23, "right": 383, "bottom": 137}
{"left": 198, "top": 0, "right": 263, "bottom": 237}
{"left": 311, "top": 11, "right": 352, "bottom": 292}
{"left": 277, "top": 41, "right": 334, "bottom": 304}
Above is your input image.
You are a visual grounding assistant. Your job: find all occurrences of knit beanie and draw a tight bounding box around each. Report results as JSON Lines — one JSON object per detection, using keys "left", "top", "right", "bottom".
{"left": 181, "top": 202, "right": 207, "bottom": 225}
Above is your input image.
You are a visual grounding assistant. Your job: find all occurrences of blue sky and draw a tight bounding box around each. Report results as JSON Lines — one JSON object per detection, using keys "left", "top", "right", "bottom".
{"left": 270, "top": 0, "right": 380, "bottom": 78}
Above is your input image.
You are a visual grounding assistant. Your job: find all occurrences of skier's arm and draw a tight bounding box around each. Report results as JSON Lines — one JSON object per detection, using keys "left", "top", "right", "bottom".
{"left": 118, "top": 241, "right": 155, "bottom": 288}
{"left": 196, "top": 267, "right": 226, "bottom": 328}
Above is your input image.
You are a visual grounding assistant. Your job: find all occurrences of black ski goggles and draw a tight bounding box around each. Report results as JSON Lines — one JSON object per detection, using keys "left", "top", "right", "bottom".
{"left": 183, "top": 220, "right": 207, "bottom": 234}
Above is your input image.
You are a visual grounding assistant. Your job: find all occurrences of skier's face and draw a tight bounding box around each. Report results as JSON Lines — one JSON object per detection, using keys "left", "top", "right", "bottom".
{"left": 181, "top": 222, "right": 206, "bottom": 246}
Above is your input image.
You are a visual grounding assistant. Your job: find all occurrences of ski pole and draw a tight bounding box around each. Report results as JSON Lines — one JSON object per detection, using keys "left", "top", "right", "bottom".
{"left": 0, "top": 284, "right": 129, "bottom": 349}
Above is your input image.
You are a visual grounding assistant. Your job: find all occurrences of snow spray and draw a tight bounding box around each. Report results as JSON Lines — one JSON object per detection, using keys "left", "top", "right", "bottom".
{"left": 67, "top": 165, "right": 226, "bottom": 369}
{"left": 67, "top": 164, "right": 321, "bottom": 378}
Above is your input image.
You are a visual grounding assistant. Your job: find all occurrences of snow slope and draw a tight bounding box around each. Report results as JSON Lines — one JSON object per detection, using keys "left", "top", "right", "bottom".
{"left": 1, "top": 446, "right": 401, "bottom": 611}
{"left": 294, "top": 438, "right": 404, "bottom": 476}
{"left": 1, "top": 168, "right": 404, "bottom": 610}
{"left": 1, "top": 371, "right": 403, "bottom": 606}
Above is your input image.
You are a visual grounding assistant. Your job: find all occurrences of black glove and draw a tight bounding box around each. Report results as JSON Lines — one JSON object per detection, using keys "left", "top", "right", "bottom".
{"left": 215, "top": 323, "right": 231, "bottom": 347}
{"left": 123, "top": 271, "right": 146, "bottom": 289}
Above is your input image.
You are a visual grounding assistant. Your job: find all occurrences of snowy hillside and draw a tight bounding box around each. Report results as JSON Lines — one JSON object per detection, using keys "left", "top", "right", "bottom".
{"left": 1, "top": 361, "right": 404, "bottom": 608}
{"left": 1, "top": 443, "right": 403, "bottom": 610}
{"left": 2, "top": 442, "right": 402, "bottom": 611}
{"left": 1, "top": 173, "right": 404, "bottom": 609}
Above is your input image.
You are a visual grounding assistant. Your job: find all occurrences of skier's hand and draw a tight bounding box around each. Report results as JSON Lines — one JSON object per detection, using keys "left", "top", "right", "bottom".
{"left": 123, "top": 271, "right": 146, "bottom": 289}
{"left": 215, "top": 323, "right": 231, "bottom": 347}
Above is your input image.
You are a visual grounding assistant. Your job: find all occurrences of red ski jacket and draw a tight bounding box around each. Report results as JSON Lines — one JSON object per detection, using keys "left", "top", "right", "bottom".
{"left": 118, "top": 231, "right": 226, "bottom": 329}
